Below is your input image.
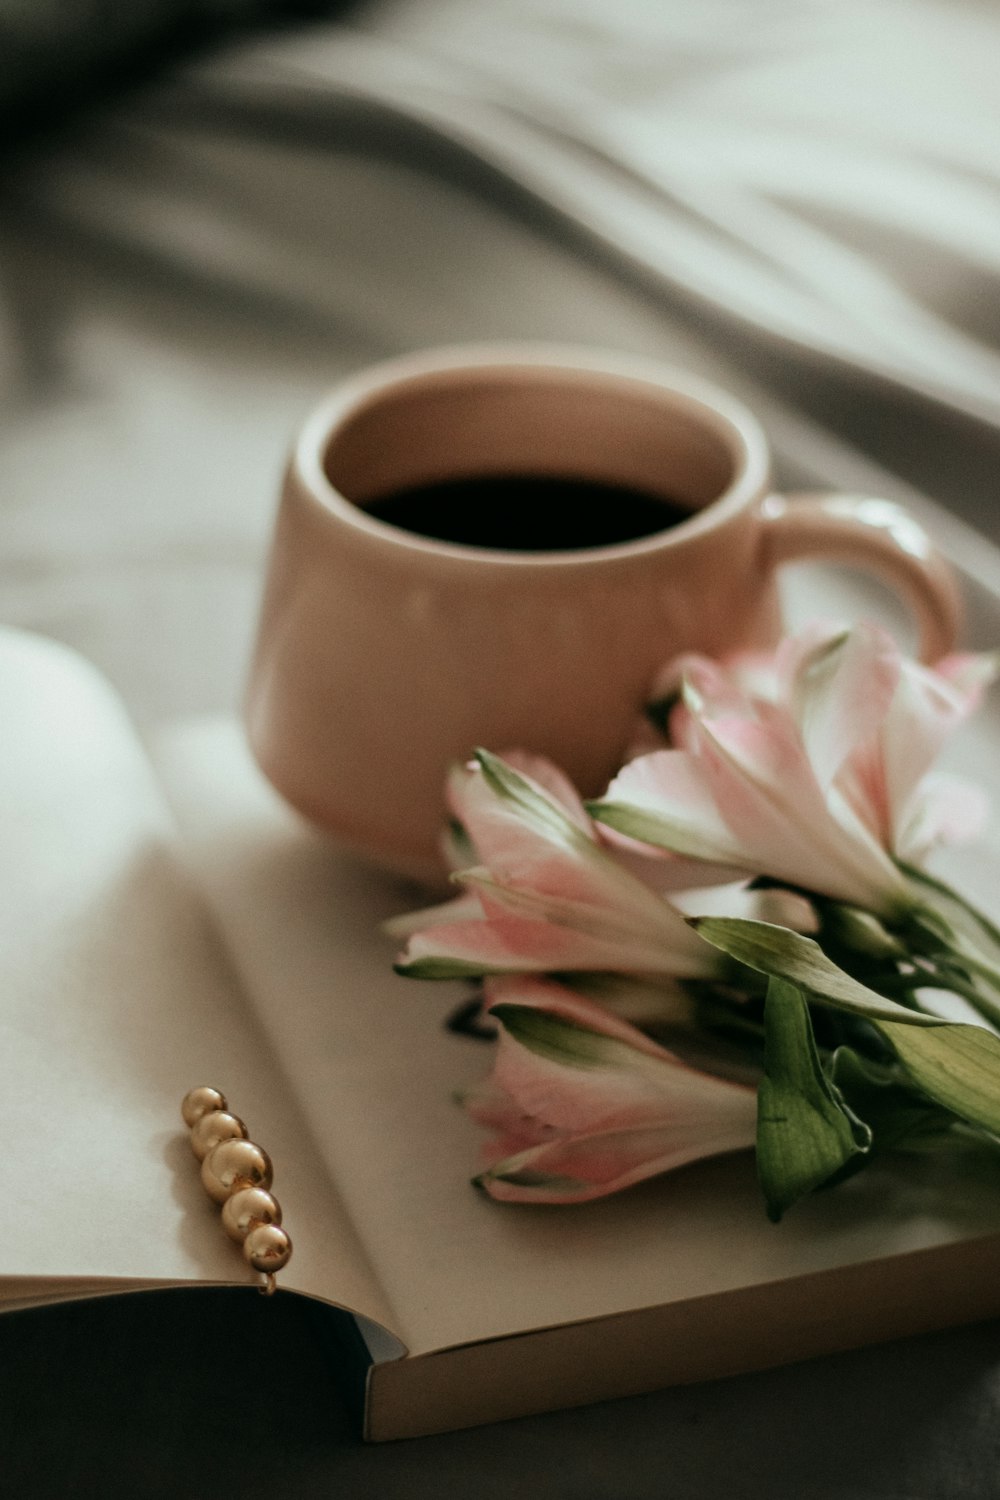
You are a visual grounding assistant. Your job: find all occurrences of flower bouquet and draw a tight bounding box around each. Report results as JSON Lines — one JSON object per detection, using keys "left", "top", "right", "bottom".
{"left": 388, "top": 621, "right": 1000, "bottom": 1221}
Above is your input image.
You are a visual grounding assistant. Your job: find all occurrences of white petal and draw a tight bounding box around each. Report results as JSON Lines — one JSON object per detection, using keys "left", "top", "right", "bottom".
{"left": 788, "top": 623, "right": 898, "bottom": 791}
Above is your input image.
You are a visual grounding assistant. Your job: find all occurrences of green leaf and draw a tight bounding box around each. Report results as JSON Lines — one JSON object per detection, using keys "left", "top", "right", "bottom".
{"left": 879, "top": 1020, "right": 1000, "bottom": 1137}
{"left": 692, "top": 918, "right": 941, "bottom": 1027}
{"left": 756, "top": 979, "right": 871, "bottom": 1221}
{"left": 474, "top": 1168, "right": 584, "bottom": 1195}
{"left": 474, "top": 750, "right": 591, "bottom": 849}
{"left": 444, "top": 815, "right": 477, "bottom": 869}
{"left": 587, "top": 798, "right": 740, "bottom": 864}
{"left": 820, "top": 903, "right": 906, "bottom": 959}
{"left": 694, "top": 917, "right": 1000, "bottom": 1140}
{"left": 489, "top": 1003, "right": 618, "bottom": 1068}
{"left": 558, "top": 972, "right": 698, "bottom": 1029}
{"left": 831, "top": 1048, "right": 966, "bottom": 1154}
{"left": 394, "top": 956, "right": 491, "bottom": 980}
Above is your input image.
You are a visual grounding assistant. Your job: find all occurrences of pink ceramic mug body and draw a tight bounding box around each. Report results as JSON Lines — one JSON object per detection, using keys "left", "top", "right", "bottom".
{"left": 246, "top": 345, "right": 960, "bottom": 882}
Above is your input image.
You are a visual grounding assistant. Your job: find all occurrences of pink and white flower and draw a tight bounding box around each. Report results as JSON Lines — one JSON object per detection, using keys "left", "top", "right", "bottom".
{"left": 391, "top": 749, "right": 719, "bottom": 981}
{"left": 593, "top": 622, "right": 995, "bottom": 918}
{"left": 462, "top": 977, "right": 758, "bottom": 1203}
{"left": 387, "top": 620, "right": 1000, "bottom": 1221}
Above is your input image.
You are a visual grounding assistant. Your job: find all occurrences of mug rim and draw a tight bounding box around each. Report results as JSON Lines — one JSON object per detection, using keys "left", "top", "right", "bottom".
{"left": 292, "top": 343, "right": 772, "bottom": 568}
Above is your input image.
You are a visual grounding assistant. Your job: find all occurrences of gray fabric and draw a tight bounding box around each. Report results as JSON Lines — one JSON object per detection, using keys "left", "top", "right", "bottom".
{"left": 4, "top": 1, "right": 1000, "bottom": 719}
{"left": 2, "top": 2, "right": 1000, "bottom": 1490}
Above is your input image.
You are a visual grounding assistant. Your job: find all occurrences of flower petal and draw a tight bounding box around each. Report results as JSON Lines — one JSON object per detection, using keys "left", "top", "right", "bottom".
{"left": 477, "top": 1117, "right": 756, "bottom": 1204}
{"left": 532, "top": 971, "right": 698, "bottom": 1030}
{"left": 458, "top": 1079, "right": 558, "bottom": 1158}
{"left": 687, "top": 708, "right": 907, "bottom": 912}
{"left": 785, "top": 623, "right": 899, "bottom": 791}
{"left": 599, "top": 659, "right": 911, "bottom": 914}
{"left": 464, "top": 979, "right": 757, "bottom": 1203}
{"left": 448, "top": 751, "right": 596, "bottom": 860}
{"left": 489, "top": 987, "right": 757, "bottom": 1134}
{"left": 450, "top": 753, "right": 670, "bottom": 913}
{"left": 877, "top": 658, "right": 993, "bottom": 853}
{"left": 445, "top": 752, "right": 724, "bottom": 972}
{"left": 593, "top": 750, "right": 747, "bottom": 864}
{"left": 395, "top": 911, "right": 693, "bottom": 978}
{"left": 490, "top": 749, "right": 592, "bottom": 831}
{"left": 595, "top": 819, "right": 747, "bottom": 892}
{"left": 382, "top": 887, "right": 482, "bottom": 941}
{"left": 456, "top": 870, "right": 717, "bottom": 975}
{"left": 895, "top": 773, "right": 991, "bottom": 861}
{"left": 936, "top": 651, "right": 1000, "bottom": 710}
{"left": 483, "top": 975, "right": 676, "bottom": 1053}
{"left": 671, "top": 882, "right": 819, "bottom": 934}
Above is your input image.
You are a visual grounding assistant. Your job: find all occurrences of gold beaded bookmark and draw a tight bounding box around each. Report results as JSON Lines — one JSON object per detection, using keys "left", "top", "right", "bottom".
{"left": 181, "top": 1086, "right": 292, "bottom": 1295}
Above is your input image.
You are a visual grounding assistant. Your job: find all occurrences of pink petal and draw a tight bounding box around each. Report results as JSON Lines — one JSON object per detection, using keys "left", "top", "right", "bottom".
{"left": 838, "top": 735, "right": 891, "bottom": 847}
{"left": 459, "top": 1080, "right": 558, "bottom": 1155}
{"left": 447, "top": 754, "right": 723, "bottom": 968}
{"left": 383, "top": 887, "right": 482, "bottom": 941}
{"left": 785, "top": 623, "right": 899, "bottom": 791}
{"left": 682, "top": 655, "right": 768, "bottom": 720}
{"left": 935, "top": 652, "right": 1000, "bottom": 712}
{"left": 482, "top": 976, "right": 675, "bottom": 1056}
{"left": 895, "top": 773, "right": 991, "bottom": 861}
{"left": 478, "top": 1117, "right": 756, "bottom": 1204}
{"left": 447, "top": 757, "right": 672, "bottom": 920}
{"left": 489, "top": 990, "right": 757, "bottom": 1137}
{"left": 398, "top": 908, "right": 706, "bottom": 976}
{"left": 600, "top": 750, "right": 747, "bottom": 864}
{"left": 724, "top": 646, "right": 786, "bottom": 704}
{"left": 672, "top": 883, "right": 819, "bottom": 933}
{"left": 772, "top": 618, "right": 851, "bottom": 691}
{"left": 446, "top": 755, "right": 595, "bottom": 854}
{"left": 596, "top": 822, "right": 747, "bottom": 895}
{"left": 873, "top": 658, "right": 994, "bottom": 849}
{"left": 483, "top": 973, "right": 698, "bottom": 1031}
{"left": 692, "top": 708, "right": 906, "bottom": 911}
{"left": 644, "top": 650, "right": 773, "bottom": 753}
{"left": 460, "top": 872, "right": 716, "bottom": 974}
{"left": 465, "top": 979, "right": 757, "bottom": 1203}
{"left": 492, "top": 750, "right": 592, "bottom": 831}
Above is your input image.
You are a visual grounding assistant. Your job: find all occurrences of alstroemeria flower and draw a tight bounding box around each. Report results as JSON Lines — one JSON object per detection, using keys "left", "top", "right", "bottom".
{"left": 462, "top": 978, "right": 758, "bottom": 1203}
{"left": 391, "top": 749, "right": 719, "bottom": 980}
{"left": 593, "top": 622, "right": 996, "bottom": 919}
{"left": 837, "top": 643, "right": 994, "bottom": 864}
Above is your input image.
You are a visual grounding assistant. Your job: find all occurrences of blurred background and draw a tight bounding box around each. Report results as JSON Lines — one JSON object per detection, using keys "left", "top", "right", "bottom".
{"left": 2, "top": 0, "right": 1000, "bottom": 725}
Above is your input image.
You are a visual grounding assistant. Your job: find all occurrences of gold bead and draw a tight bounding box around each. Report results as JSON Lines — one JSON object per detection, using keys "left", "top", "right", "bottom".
{"left": 201, "top": 1138, "right": 273, "bottom": 1203}
{"left": 243, "top": 1224, "right": 292, "bottom": 1274}
{"left": 221, "top": 1187, "right": 282, "bottom": 1243}
{"left": 181, "top": 1086, "right": 228, "bottom": 1127}
{"left": 190, "top": 1110, "right": 246, "bottom": 1161}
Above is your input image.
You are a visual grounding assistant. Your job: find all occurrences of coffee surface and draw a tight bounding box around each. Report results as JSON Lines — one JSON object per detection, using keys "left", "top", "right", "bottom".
{"left": 362, "top": 474, "right": 691, "bottom": 551}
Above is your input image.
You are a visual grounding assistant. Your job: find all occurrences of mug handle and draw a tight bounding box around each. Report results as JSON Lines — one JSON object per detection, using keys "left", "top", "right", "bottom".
{"left": 760, "top": 492, "right": 962, "bottom": 662}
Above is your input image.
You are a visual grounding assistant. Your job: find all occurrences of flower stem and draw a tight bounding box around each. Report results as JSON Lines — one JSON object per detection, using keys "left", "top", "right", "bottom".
{"left": 896, "top": 885, "right": 1000, "bottom": 1028}
{"left": 900, "top": 860, "right": 1000, "bottom": 953}
{"left": 924, "top": 968, "right": 1000, "bottom": 1030}
{"left": 950, "top": 944, "right": 1000, "bottom": 997}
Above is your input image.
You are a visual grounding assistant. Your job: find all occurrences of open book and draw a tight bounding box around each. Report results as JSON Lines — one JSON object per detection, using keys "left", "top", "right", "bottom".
{"left": 6, "top": 619, "right": 1000, "bottom": 1442}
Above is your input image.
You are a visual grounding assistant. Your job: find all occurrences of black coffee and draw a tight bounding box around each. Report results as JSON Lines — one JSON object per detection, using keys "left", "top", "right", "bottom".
{"left": 362, "top": 474, "right": 691, "bottom": 551}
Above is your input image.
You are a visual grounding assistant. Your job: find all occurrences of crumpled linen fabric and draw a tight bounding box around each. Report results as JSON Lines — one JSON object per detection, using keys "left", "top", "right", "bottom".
{"left": 0, "top": 0, "right": 998, "bottom": 717}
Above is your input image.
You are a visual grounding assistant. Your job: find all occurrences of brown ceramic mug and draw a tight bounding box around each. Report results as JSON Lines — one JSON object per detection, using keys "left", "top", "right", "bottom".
{"left": 245, "top": 345, "right": 960, "bottom": 882}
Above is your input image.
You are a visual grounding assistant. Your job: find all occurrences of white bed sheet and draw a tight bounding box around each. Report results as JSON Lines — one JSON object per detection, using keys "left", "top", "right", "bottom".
{"left": 1, "top": 0, "right": 999, "bottom": 723}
